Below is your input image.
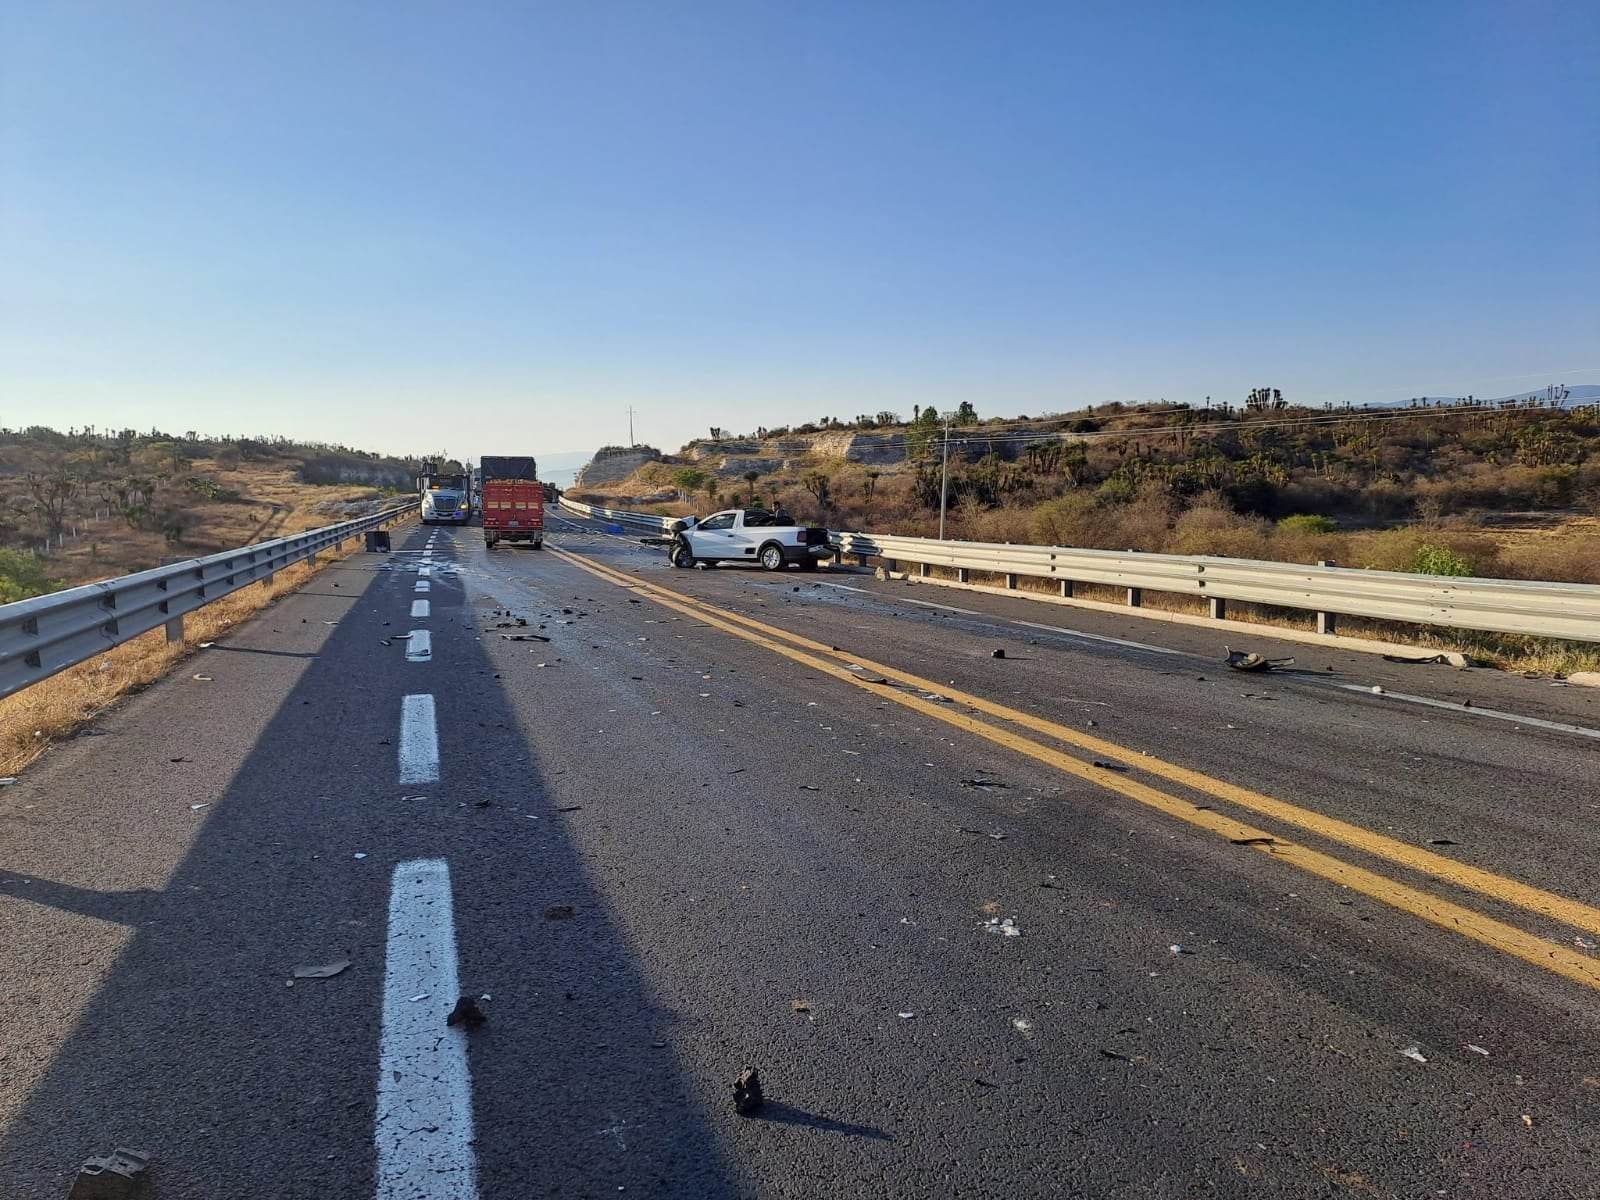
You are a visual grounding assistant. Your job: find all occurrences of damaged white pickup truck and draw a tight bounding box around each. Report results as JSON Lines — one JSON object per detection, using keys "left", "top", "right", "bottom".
{"left": 667, "top": 508, "right": 832, "bottom": 572}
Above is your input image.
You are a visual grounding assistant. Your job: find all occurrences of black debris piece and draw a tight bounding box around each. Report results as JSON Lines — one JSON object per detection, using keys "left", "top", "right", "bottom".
{"left": 446, "top": 996, "right": 486, "bottom": 1029}
{"left": 733, "top": 1068, "right": 764, "bottom": 1115}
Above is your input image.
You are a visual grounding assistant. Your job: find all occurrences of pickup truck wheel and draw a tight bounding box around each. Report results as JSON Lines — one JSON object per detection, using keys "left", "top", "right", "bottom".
{"left": 670, "top": 540, "right": 695, "bottom": 569}
{"left": 759, "top": 543, "right": 786, "bottom": 572}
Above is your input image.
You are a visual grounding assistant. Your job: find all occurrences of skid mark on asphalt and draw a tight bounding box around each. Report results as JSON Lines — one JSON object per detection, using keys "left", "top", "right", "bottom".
{"left": 376, "top": 859, "right": 478, "bottom": 1200}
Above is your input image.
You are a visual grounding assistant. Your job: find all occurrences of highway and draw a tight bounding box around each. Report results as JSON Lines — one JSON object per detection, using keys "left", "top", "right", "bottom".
{"left": 3, "top": 513, "right": 1599, "bottom": 1198}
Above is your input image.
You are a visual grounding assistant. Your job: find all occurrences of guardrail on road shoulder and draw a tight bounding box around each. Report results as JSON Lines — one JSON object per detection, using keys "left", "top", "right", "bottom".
{"left": 551, "top": 497, "right": 1600, "bottom": 644}
{"left": 557, "top": 497, "right": 674, "bottom": 533}
{"left": 832, "top": 531, "right": 1600, "bottom": 644}
{"left": 0, "top": 501, "right": 419, "bottom": 700}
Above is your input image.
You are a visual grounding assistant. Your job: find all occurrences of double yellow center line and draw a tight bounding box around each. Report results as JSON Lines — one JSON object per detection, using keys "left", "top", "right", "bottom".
{"left": 550, "top": 545, "right": 1600, "bottom": 992}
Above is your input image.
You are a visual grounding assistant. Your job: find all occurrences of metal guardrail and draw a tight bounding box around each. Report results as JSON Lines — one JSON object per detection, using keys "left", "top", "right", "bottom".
{"left": 557, "top": 497, "right": 674, "bottom": 533}
{"left": 0, "top": 501, "right": 419, "bottom": 699}
{"left": 554, "top": 496, "right": 1600, "bottom": 644}
{"left": 832, "top": 531, "right": 1600, "bottom": 643}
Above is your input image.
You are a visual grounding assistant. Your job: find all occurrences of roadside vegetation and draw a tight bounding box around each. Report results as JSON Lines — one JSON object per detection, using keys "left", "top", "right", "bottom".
{"left": 0, "top": 425, "right": 441, "bottom": 599}
{"left": 0, "top": 424, "right": 434, "bottom": 778}
{"left": 578, "top": 392, "right": 1600, "bottom": 588}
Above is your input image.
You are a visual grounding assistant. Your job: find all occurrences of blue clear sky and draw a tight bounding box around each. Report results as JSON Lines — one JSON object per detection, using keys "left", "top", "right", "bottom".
{"left": 2, "top": 1, "right": 1596, "bottom": 460}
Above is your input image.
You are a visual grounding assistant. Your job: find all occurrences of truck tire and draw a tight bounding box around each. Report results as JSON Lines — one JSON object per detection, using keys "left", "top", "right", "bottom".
{"left": 759, "top": 543, "right": 786, "bottom": 572}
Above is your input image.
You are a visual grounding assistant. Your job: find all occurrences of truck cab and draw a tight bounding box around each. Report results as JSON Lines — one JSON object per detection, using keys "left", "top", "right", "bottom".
{"left": 421, "top": 473, "right": 471, "bottom": 524}
{"left": 671, "top": 509, "right": 830, "bottom": 571}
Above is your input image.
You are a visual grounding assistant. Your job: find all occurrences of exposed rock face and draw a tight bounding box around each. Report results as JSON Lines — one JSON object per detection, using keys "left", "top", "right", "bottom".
{"left": 574, "top": 446, "right": 661, "bottom": 487}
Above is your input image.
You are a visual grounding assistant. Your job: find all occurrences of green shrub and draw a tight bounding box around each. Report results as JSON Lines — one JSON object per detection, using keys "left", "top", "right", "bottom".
{"left": 0, "top": 548, "right": 61, "bottom": 603}
{"left": 1277, "top": 514, "right": 1337, "bottom": 534}
{"left": 1410, "top": 543, "right": 1474, "bottom": 577}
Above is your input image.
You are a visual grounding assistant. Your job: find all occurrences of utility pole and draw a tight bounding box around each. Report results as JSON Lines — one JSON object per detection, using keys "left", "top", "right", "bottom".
{"left": 627, "top": 406, "right": 636, "bottom": 447}
{"left": 938, "top": 413, "right": 952, "bottom": 540}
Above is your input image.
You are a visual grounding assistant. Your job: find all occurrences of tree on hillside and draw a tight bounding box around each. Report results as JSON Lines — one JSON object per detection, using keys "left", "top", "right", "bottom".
{"left": 862, "top": 470, "right": 881, "bottom": 520}
{"left": 701, "top": 475, "right": 719, "bottom": 507}
{"left": 25, "top": 459, "right": 83, "bottom": 541}
{"left": 954, "top": 401, "right": 978, "bottom": 424}
{"left": 803, "top": 472, "right": 833, "bottom": 516}
{"left": 1245, "top": 388, "right": 1287, "bottom": 411}
{"left": 672, "top": 468, "right": 707, "bottom": 500}
{"left": 743, "top": 470, "right": 760, "bottom": 504}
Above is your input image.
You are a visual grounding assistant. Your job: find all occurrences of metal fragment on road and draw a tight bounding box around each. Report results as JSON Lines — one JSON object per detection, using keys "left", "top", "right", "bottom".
{"left": 984, "top": 917, "right": 1022, "bottom": 938}
{"left": 67, "top": 1146, "right": 151, "bottom": 1200}
{"left": 293, "top": 959, "right": 351, "bottom": 979}
{"left": 1400, "top": 1045, "right": 1428, "bottom": 1063}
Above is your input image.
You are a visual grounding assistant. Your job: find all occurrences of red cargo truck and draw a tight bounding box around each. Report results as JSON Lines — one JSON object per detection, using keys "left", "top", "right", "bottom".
{"left": 479, "top": 456, "right": 544, "bottom": 549}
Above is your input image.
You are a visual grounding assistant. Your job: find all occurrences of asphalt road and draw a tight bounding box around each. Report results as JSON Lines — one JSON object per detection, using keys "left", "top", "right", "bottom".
{"left": 2, "top": 514, "right": 1599, "bottom": 1198}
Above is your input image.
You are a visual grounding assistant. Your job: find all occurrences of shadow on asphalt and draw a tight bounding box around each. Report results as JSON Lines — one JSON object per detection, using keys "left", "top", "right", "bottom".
{"left": 747, "top": 1102, "right": 894, "bottom": 1141}
{"left": 0, "top": 526, "right": 743, "bottom": 1198}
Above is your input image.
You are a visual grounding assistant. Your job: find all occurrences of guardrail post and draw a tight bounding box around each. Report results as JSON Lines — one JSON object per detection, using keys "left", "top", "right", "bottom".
{"left": 1005, "top": 573, "right": 1018, "bottom": 590}
{"left": 1059, "top": 579, "right": 1073, "bottom": 598}
{"left": 1126, "top": 587, "right": 1142, "bottom": 607}
{"left": 164, "top": 615, "right": 184, "bottom": 644}
{"left": 919, "top": 562, "right": 931, "bottom": 578}
{"left": 1208, "top": 596, "right": 1226, "bottom": 619}
{"left": 1316, "top": 560, "right": 1337, "bottom": 634}
{"left": 957, "top": 567, "right": 970, "bottom": 583}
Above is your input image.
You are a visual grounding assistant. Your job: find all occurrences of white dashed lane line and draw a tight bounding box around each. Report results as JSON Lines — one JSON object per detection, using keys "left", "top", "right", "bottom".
{"left": 406, "top": 630, "right": 433, "bottom": 662}
{"left": 398, "top": 694, "right": 439, "bottom": 784}
{"left": 375, "top": 859, "right": 478, "bottom": 1200}
{"left": 411, "top": 599, "right": 430, "bottom": 618}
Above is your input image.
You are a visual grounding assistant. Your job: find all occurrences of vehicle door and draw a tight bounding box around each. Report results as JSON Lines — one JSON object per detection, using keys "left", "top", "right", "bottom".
{"left": 736, "top": 509, "right": 780, "bottom": 561}
{"left": 687, "top": 511, "right": 737, "bottom": 558}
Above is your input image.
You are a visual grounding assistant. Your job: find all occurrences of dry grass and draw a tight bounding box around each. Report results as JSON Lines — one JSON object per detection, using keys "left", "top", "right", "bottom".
{"left": 36, "top": 458, "right": 392, "bottom": 591}
{"left": 0, "top": 514, "right": 414, "bottom": 779}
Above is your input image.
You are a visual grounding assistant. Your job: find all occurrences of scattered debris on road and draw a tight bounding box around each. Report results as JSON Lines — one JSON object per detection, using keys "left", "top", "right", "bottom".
{"left": 791, "top": 999, "right": 812, "bottom": 1013}
{"left": 960, "top": 777, "right": 1009, "bottom": 791}
{"left": 734, "top": 1068, "right": 764, "bottom": 1115}
{"left": 502, "top": 633, "right": 551, "bottom": 642}
{"left": 189, "top": 803, "right": 209, "bottom": 812}
{"left": 991, "top": 648, "right": 1006, "bottom": 659}
{"left": 1230, "top": 836, "right": 1277, "bottom": 847}
{"left": 1099, "top": 1048, "right": 1132, "bottom": 1063}
{"left": 1091, "top": 760, "right": 1127, "bottom": 772}
{"left": 556, "top": 804, "right": 582, "bottom": 813}
{"left": 67, "top": 1146, "right": 151, "bottom": 1200}
{"left": 1427, "top": 838, "right": 1460, "bottom": 846}
{"left": 1400, "top": 1045, "right": 1428, "bottom": 1063}
{"left": 192, "top": 674, "right": 212, "bottom": 682}
{"left": 1465, "top": 1043, "right": 1490, "bottom": 1056}
{"left": 1383, "top": 651, "right": 1471, "bottom": 668}
{"left": 1575, "top": 937, "right": 1597, "bottom": 952}
{"left": 984, "top": 917, "right": 1022, "bottom": 938}
{"left": 446, "top": 996, "right": 487, "bottom": 1029}
{"left": 292, "top": 959, "right": 351, "bottom": 979}
{"left": 1225, "top": 648, "right": 1294, "bottom": 673}
{"left": 544, "top": 904, "right": 576, "bottom": 920}
{"left": 1522, "top": 1114, "right": 1535, "bottom": 1128}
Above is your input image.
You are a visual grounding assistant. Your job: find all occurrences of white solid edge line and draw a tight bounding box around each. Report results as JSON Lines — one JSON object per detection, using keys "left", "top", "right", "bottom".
{"left": 814, "top": 581, "right": 1177, "bottom": 653}
{"left": 1007, "top": 617, "right": 1179, "bottom": 655}
{"left": 376, "top": 859, "right": 478, "bottom": 1200}
{"left": 411, "top": 599, "right": 431, "bottom": 618}
{"left": 815, "top": 581, "right": 985, "bottom": 616}
{"left": 406, "top": 629, "right": 433, "bottom": 662}
{"left": 1333, "top": 683, "right": 1600, "bottom": 740}
{"left": 398, "top": 694, "right": 439, "bottom": 783}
